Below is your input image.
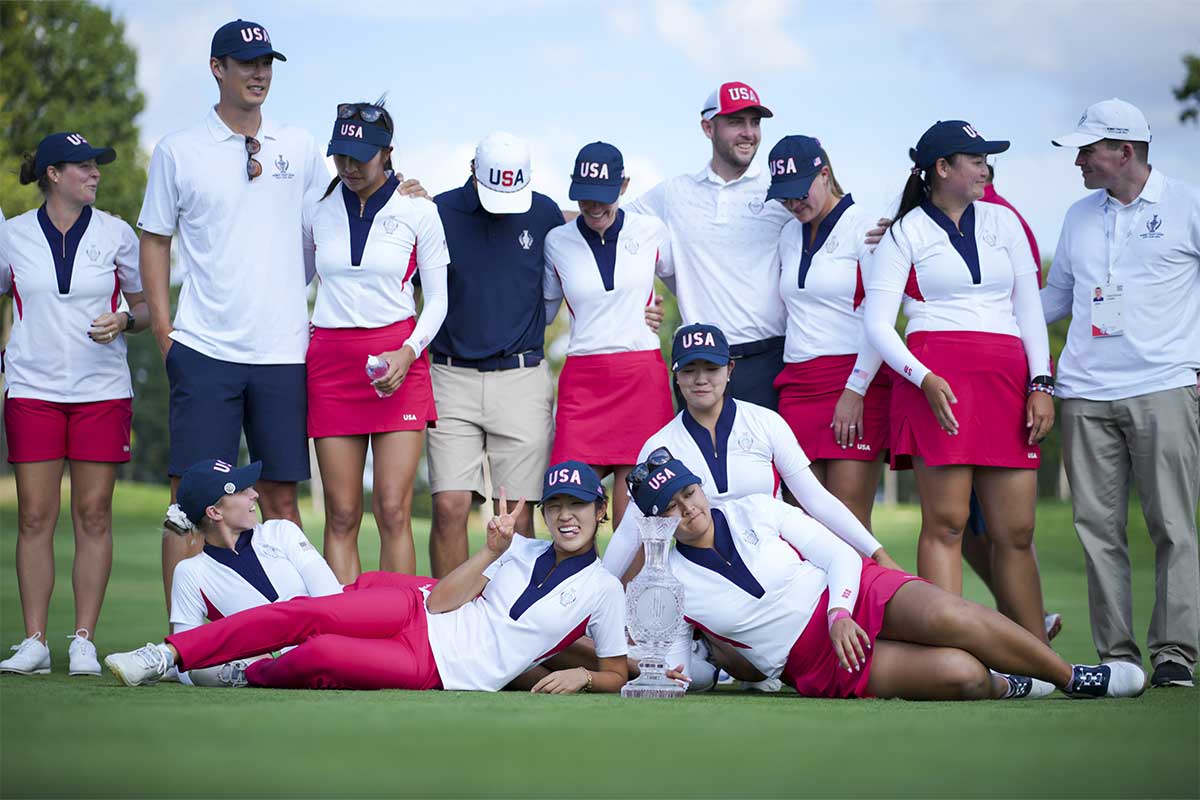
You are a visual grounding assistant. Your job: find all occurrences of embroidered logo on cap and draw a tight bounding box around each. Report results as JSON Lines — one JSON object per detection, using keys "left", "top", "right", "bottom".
{"left": 223, "top": 482, "right": 236, "bottom": 494}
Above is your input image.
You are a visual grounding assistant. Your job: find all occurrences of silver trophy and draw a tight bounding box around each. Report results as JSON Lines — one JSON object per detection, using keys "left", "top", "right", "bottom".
{"left": 621, "top": 515, "right": 687, "bottom": 699}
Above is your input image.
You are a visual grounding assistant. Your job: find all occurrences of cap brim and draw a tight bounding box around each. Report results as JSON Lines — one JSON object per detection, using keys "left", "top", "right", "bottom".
{"left": 639, "top": 473, "right": 702, "bottom": 517}
{"left": 229, "top": 461, "right": 263, "bottom": 493}
{"left": 477, "top": 183, "right": 532, "bottom": 214}
{"left": 705, "top": 103, "right": 773, "bottom": 121}
{"left": 223, "top": 45, "right": 287, "bottom": 62}
{"left": 569, "top": 182, "right": 621, "bottom": 203}
{"left": 766, "top": 172, "right": 818, "bottom": 201}
{"left": 540, "top": 486, "right": 605, "bottom": 505}
{"left": 1052, "top": 131, "right": 1104, "bottom": 148}
{"left": 671, "top": 352, "right": 730, "bottom": 370}
{"left": 963, "top": 139, "right": 1010, "bottom": 156}
{"left": 327, "top": 139, "right": 381, "bottom": 163}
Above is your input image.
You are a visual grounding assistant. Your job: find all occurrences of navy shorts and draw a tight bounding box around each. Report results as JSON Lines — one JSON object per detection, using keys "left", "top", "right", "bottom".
{"left": 165, "top": 341, "right": 309, "bottom": 481}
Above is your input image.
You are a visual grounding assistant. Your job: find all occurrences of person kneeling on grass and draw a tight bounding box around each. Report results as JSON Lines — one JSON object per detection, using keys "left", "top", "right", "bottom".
{"left": 105, "top": 462, "right": 628, "bottom": 693}
{"left": 623, "top": 452, "right": 1145, "bottom": 700}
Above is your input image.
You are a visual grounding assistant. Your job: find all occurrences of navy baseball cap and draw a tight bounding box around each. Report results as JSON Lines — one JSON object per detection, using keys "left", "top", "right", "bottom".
{"left": 632, "top": 458, "right": 702, "bottom": 517}
{"left": 210, "top": 19, "right": 286, "bottom": 62}
{"left": 34, "top": 132, "right": 116, "bottom": 177}
{"left": 569, "top": 142, "right": 624, "bottom": 203}
{"left": 671, "top": 323, "right": 730, "bottom": 371}
{"left": 766, "top": 135, "right": 826, "bottom": 201}
{"left": 911, "top": 120, "right": 1009, "bottom": 170}
{"left": 327, "top": 112, "right": 392, "bottom": 163}
{"left": 177, "top": 459, "right": 262, "bottom": 527}
{"left": 541, "top": 460, "right": 607, "bottom": 504}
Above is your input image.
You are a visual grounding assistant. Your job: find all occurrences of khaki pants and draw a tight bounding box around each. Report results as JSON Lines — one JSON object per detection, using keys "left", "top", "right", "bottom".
{"left": 1061, "top": 384, "right": 1200, "bottom": 669}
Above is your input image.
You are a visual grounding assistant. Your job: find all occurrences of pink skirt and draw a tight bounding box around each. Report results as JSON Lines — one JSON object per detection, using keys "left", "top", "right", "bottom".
{"left": 775, "top": 356, "right": 892, "bottom": 462}
{"left": 306, "top": 319, "right": 437, "bottom": 438}
{"left": 889, "top": 331, "right": 1040, "bottom": 470}
{"left": 550, "top": 350, "right": 674, "bottom": 466}
{"left": 781, "top": 559, "right": 924, "bottom": 698}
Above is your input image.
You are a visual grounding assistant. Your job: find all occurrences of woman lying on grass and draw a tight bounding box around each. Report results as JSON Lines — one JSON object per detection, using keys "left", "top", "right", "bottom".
{"left": 105, "top": 462, "right": 627, "bottom": 693}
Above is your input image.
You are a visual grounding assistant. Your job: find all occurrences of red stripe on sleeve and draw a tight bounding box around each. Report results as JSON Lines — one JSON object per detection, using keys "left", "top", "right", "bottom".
{"left": 852, "top": 261, "right": 866, "bottom": 310}
{"left": 903, "top": 264, "right": 924, "bottom": 301}
{"left": 10, "top": 267, "right": 21, "bottom": 319}
{"left": 403, "top": 242, "right": 419, "bottom": 286}
{"left": 110, "top": 271, "right": 121, "bottom": 312}
{"left": 535, "top": 615, "right": 590, "bottom": 662}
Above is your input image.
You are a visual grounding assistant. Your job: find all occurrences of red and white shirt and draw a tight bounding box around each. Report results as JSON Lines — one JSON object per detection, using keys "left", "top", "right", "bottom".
{"left": 0, "top": 206, "right": 141, "bottom": 402}
{"left": 543, "top": 210, "right": 669, "bottom": 355}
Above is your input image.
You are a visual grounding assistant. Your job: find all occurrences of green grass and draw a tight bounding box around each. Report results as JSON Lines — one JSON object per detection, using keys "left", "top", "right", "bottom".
{"left": 1, "top": 483, "right": 1196, "bottom": 798}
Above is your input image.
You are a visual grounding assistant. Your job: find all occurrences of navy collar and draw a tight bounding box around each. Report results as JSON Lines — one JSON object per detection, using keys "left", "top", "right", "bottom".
{"left": 342, "top": 174, "right": 399, "bottom": 267}
{"left": 458, "top": 176, "right": 482, "bottom": 213}
{"left": 575, "top": 209, "right": 625, "bottom": 292}
{"left": 203, "top": 529, "right": 279, "bottom": 603}
{"left": 37, "top": 204, "right": 92, "bottom": 295}
{"left": 675, "top": 509, "right": 765, "bottom": 598}
{"left": 920, "top": 199, "right": 980, "bottom": 284}
{"left": 797, "top": 194, "right": 854, "bottom": 289}
{"left": 681, "top": 396, "right": 736, "bottom": 494}
{"left": 508, "top": 543, "right": 597, "bottom": 621}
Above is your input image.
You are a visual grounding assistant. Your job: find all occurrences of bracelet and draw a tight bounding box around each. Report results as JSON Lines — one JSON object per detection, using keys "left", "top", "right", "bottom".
{"left": 580, "top": 668, "right": 592, "bottom": 693}
{"left": 828, "top": 608, "right": 852, "bottom": 631}
{"left": 1029, "top": 383, "right": 1055, "bottom": 397}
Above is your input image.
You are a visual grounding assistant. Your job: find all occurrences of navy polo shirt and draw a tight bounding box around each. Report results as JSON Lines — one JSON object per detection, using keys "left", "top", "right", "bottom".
{"left": 431, "top": 178, "right": 564, "bottom": 361}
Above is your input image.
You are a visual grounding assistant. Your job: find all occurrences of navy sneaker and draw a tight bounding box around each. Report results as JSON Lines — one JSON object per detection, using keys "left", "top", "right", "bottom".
{"left": 1150, "top": 661, "right": 1194, "bottom": 688}
{"left": 1064, "top": 662, "right": 1145, "bottom": 699}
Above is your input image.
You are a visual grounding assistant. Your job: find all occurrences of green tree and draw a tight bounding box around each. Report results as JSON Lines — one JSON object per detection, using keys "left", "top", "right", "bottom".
{"left": 1174, "top": 53, "right": 1200, "bottom": 125}
{"left": 0, "top": 0, "right": 146, "bottom": 221}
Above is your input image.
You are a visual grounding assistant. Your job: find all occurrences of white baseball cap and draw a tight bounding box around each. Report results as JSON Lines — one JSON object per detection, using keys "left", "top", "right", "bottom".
{"left": 474, "top": 131, "right": 532, "bottom": 214}
{"left": 1052, "top": 98, "right": 1152, "bottom": 147}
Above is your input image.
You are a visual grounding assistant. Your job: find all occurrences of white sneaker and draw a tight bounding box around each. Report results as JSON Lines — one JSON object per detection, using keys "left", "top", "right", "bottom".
{"left": 67, "top": 630, "right": 101, "bottom": 676}
{"left": 0, "top": 634, "right": 50, "bottom": 675}
{"left": 105, "top": 643, "right": 172, "bottom": 686}
{"left": 1064, "top": 661, "right": 1146, "bottom": 699}
{"left": 1044, "top": 613, "right": 1063, "bottom": 641}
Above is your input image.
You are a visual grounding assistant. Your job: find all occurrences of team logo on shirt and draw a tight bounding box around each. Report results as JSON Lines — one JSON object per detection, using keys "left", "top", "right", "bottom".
{"left": 559, "top": 588, "right": 577, "bottom": 607}
{"left": 742, "top": 529, "right": 759, "bottom": 546}
{"left": 1140, "top": 215, "right": 1164, "bottom": 239}
{"left": 824, "top": 235, "right": 838, "bottom": 254}
{"left": 982, "top": 228, "right": 997, "bottom": 247}
{"left": 273, "top": 154, "right": 294, "bottom": 180}
{"left": 86, "top": 244, "right": 102, "bottom": 262}
{"left": 256, "top": 543, "right": 285, "bottom": 560}
{"left": 518, "top": 229, "right": 534, "bottom": 250}
{"left": 380, "top": 216, "right": 400, "bottom": 234}
{"left": 738, "top": 434, "right": 755, "bottom": 451}
{"left": 748, "top": 199, "right": 764, "bottom": 215}
{"left": 624, "top": 240, "right": 639, "bottom": 254}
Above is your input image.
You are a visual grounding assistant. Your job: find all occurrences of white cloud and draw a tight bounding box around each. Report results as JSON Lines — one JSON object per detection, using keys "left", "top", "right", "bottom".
{"left": 651, "top": 0, "right": 811, "bottom": 74}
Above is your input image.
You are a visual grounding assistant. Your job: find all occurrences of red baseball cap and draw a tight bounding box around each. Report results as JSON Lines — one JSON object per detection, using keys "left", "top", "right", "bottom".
{"left": 700, "top": 81, "right": 773, "bottom": 120}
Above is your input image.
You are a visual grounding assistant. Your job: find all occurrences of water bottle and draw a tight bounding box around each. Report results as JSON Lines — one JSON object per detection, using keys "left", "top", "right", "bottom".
{"left": 365, "top": 355, "right": 389, "bottom": 398}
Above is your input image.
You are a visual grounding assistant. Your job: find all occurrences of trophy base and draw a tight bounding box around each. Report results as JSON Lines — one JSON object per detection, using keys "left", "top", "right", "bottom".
{"left": 620, "top": 674, "right": 686, "bottom": 699}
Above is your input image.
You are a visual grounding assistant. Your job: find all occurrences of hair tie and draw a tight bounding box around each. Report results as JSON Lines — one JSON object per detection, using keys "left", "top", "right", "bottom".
{"left": 910, "top": 165, "right": 922, "bottom": 176}
{"left": 165, "top": 503, "right": 195, "bottom": 532}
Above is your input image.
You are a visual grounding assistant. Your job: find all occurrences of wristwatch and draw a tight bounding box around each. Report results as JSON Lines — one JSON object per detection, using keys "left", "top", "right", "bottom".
{"left": 122, "top": 311, "right": 136, "bottom": 332}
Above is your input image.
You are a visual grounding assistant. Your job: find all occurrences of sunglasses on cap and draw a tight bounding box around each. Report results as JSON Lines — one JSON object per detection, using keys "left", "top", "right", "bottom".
{"left": 626, "top": 446, "right": 674, "bottom": 495}
{"left": 337, "top": 103, "right": 393, "bottom": 133}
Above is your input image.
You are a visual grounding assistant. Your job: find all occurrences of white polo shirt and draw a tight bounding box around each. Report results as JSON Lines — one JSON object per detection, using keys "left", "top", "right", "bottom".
{"left": 543, "top": 210, "right": 668, "bottom": 355}
{"left": 778, "top": 196, "right": 883, "bottom": 393}
{"left": 305, "top": 178, "right": 450, "bottom": 356}
{"left": 663, "top": 495, "right": 864, "bottom": 680}
{"left": 423, "top": 535, "right": 627, "bottom": 692}
{"left": 0, "top": 207, "right": 141, "bottom": 402}
{"left": 1042, "top": 169, "right": 1200, "bottom": 401}
{"left": 137, "top": 107, "right": 328, "bottom": 364}
{"left": 627, "top": 163, "right": 791, "bottom": 345}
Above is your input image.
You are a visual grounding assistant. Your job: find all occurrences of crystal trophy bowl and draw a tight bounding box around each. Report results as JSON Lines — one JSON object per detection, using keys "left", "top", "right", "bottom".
{"left": 621, "top": 515, "right": 686, "bottom": 699}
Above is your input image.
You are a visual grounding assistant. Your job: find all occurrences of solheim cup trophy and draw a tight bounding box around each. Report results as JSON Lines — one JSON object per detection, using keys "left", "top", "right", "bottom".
{"left": 621, "top": 515, "right": 687, "bottom": 699}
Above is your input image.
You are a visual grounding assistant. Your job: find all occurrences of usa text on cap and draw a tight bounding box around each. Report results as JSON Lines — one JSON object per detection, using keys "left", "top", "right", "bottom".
{"left": 569, "top": 142, "right": 624, "bottom": 204}
{"left": 474, "top": 131, "right": 532, "bottom": 214}
{"left": 176, "top": 459, "right": 263, "bottom": 527}
{"left": 34, "top": 133, "right": 116, "bottom": 177}
{"left": 541, "top": 460, "right": 607, "bottom": 504}
{"left": 1052, "top": 98, "right": 1152, "bottom": 148}
{"left": 671, "top": 323, "right": 730, "bottom": 370}
{"left": 766, "top": 135, "right": 825, "bottom": 201}
{"left": 211, "top": 19, "right": 287, "bottom": 62}
{"left": 327, "top": 106, "right": 393, "bottom": 163}
{"left": 911, "top": 120, "right": 1009, "bottom": 170}
{"left": 632, "top": 458, "right": 702, "bottom": 517}
{"left": 701, "top": 81, "right": 773, "bottom": 121}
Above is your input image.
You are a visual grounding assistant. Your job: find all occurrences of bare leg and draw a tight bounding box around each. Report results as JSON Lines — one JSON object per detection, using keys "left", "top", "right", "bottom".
{"left": 867, "top": 640, "right": 1005, "bottom": 700}
{"left": 256, "top": 479, "right": 302, "bottom": 526}
{"left": 14, "top": 461, "right": 64, "bottom": 637}
{"left": 67, "top": 460, "right": 117, "bottom": 636}
{"left": 879, "top": 580, "right": 1071, "bottom": 685}
{"left": 822, "top": 458, "right": 885, "bottom": 530}
{"left": 974, "top": 467, "right": 1048, "bottom": 642}
{"left": 314, "top": 435, "right": 369, "bottom": 583}
{"left": 961, "top": 526, "right": 995, "bottom": 590}
{"left": 371, "top": 430, "right": 424, "bottom": 575}
{"left": 162, "top": 475, "right": 202, "bottom": 619}
{"left": 912, "top": 460, "right": 974, "bottom": 595}
{"left": 430, "top": 490, "right": 472, "bottom": 578}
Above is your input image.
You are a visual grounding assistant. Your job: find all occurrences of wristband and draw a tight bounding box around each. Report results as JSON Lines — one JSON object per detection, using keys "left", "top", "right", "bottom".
{"left": 828, "top": 608, "right": 852, "bottom": 631}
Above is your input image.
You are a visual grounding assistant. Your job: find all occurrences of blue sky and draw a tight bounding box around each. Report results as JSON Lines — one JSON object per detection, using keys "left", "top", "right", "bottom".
{"left": 107, "top": 0, "right": 1199, "bottom": 254}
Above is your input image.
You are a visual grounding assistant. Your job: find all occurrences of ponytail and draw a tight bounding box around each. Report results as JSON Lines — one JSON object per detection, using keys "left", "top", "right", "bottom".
{"left": 890, "top": 149, "right": 962, "bottom": 243}
{"left": 18, "top": 152, "right": 53, "bottom": 194}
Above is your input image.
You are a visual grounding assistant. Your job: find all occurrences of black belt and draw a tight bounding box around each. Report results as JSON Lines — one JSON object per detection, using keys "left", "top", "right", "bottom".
{"left": 430, "top": 351, "right": 543, "bottom": 372}
{"left": 728, "top": 336, "right": 785, "bottom": 359}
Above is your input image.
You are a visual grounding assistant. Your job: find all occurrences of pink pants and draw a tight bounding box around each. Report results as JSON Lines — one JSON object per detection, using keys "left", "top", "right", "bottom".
{"left": 164, "top": 572, "right": 442, "bottom": 690}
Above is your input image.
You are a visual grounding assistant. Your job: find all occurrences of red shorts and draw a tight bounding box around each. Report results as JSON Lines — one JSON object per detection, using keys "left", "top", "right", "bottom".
{"left": 550, "top": 350, "right": 674, "bottom": 466}
{"left": 4, "top": 396, "right": 132, "bottom": 463}
{"left": 306, "top": 319, "right": 437, "bottom": 438}
{"left": 781, "top": 559, "right": 925, "bottom": 698}
{"left": 889, "top": 331, "right": 1041, "bottom": 470}
{"left": 775, "top": 356, "right": 892, "bottom": 462}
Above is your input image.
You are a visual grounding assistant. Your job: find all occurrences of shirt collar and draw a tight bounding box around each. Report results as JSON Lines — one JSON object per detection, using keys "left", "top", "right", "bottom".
{"left": 696, "top": 160, "right": 762, "bottom": 187}
{"left": 205, "top": 105, "right": 278, "bottom": 143}
{"left": 576, "top": 208, "right": 624, "bottom": 244}
{"left": 457, "top": 175, "right": 482, "bottom": 213}
{"left": 1103, "top": 167, "right": 1163, "bottom": 210}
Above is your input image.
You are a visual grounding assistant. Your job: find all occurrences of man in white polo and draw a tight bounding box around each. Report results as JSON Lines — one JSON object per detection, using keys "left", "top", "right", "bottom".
{"left": 138, "top": 19, "right": 328, "bottom": 613}
{"left": 627, "top": 81, "right": 792, "bottom": 410}
{"left": 1043, "top": 97, "right": 1200, "bottom": 689}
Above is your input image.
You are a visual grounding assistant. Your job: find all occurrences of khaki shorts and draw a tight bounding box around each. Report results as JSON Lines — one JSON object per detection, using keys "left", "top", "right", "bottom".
{"left": 427, "top": 361, "right": 554, "bottom": 499}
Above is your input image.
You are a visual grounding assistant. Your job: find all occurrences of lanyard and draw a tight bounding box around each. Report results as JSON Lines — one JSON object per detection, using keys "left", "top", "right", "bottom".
{"left": 1101, "top": 196, "right": 1147, "bottom": 284}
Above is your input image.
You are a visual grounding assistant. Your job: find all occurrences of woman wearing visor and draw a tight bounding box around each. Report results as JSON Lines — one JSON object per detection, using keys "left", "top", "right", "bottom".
{"left": 543, "top": 141, "right": 673, "bottom": 529}
{"left": 0, "top": 133, "right": 148, "bottom": 677}
{"left": 627, "top": 455, "right": 1144, "bottom": 700}
{"left": 767, "top": 135, "right": 892, "bottom": 530}
{"left": 303, "top": 101, "right": 449, "bottom": 582}
{"left": 865, "top": 121, "right": 1054, "bottom": 641}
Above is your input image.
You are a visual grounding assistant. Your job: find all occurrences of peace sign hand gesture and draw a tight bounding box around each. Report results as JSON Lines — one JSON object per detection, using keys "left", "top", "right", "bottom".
{"left": 485, "top": 488, "right": 527, "bottom": 557}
